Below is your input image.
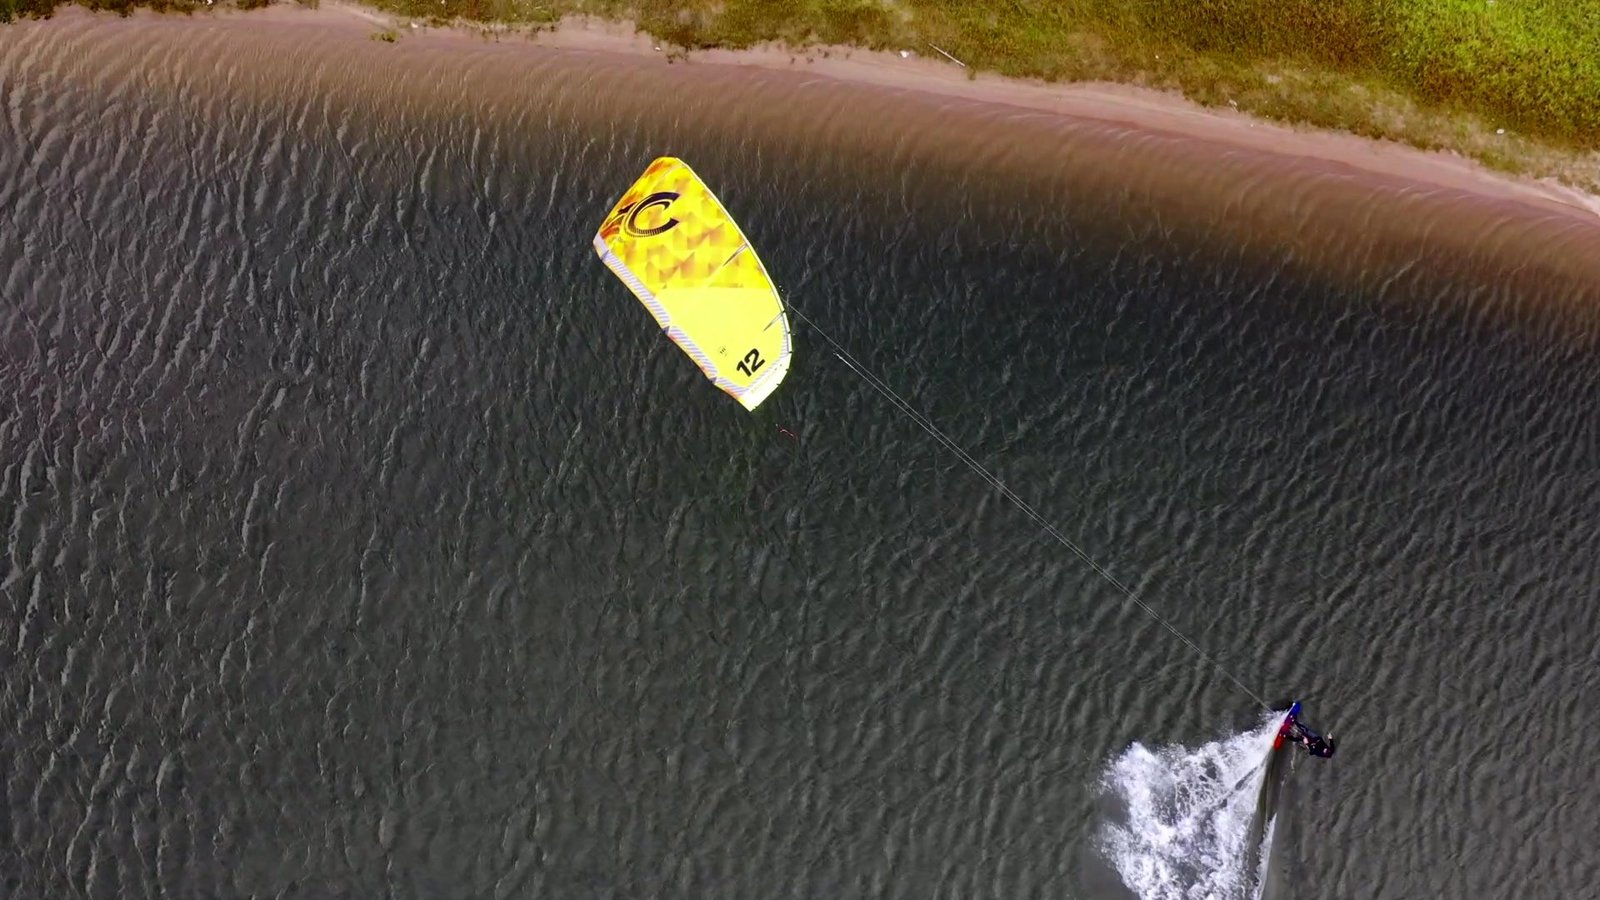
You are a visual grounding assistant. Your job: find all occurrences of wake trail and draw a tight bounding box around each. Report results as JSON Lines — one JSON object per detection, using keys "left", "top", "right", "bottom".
{"left": 1097, "top": 712, "right": 1288, "bottom": 900}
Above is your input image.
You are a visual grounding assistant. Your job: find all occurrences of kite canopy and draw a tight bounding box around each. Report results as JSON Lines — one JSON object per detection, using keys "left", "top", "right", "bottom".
{"left": 593, "top": 157, "right": 793, "bottom": 411}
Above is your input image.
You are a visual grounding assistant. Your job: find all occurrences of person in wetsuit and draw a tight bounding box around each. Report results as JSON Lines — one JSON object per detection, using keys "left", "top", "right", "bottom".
{"left": 1285, "top": 719, "right": 1337, "bottom": 758}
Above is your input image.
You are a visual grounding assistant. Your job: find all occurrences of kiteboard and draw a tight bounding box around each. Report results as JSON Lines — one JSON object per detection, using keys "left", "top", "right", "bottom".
{"left": 1273, "top": 701, "right": 1302, "bottom": 750}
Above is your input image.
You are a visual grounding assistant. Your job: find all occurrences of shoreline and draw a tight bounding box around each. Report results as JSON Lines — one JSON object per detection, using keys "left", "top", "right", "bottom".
{"left": 521, "top": 15, "right": 1600, "bottom": 224}
{"left": 183, "top": 2, "right": 1600, "bottom": 224}
{"left": 12, "top": 2, "right": 1600, "bottom": 319}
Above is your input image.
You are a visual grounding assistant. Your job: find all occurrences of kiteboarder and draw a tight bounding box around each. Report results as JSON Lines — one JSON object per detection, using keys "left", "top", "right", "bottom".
{"left": 1287, "top": 720, "right": 1336, "bottom": 758}
{"left": 1276, "top": 702, "right": 1336, "bottom": 758}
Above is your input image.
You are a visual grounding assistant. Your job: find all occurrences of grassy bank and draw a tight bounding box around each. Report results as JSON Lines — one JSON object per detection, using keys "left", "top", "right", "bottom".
{"left": 7, "top": 0, "right": 1598, "bottom": 192}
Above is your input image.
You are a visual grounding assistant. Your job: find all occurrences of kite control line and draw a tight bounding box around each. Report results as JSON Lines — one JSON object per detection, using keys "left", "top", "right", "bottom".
{"left": 787, "top": 307, "right": 1272, "bottom": 712}
{"left": 592, "top": 156, "right": 1270, "bottom": 713}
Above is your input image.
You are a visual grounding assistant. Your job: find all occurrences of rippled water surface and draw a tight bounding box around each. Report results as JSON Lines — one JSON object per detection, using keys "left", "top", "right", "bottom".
{"left": 2, "top": 12, "right": 1598, "bottom": 899}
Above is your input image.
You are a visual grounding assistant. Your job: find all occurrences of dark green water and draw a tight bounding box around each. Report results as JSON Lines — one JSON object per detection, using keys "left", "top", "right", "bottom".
{"left": 2, "top": 12, "right": 1597, "bottom": 899}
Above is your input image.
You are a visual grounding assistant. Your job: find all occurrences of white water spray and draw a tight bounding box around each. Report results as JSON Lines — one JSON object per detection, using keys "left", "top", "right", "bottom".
{"left": 1098, "top": 714, "right": 1283, "bottom": 900}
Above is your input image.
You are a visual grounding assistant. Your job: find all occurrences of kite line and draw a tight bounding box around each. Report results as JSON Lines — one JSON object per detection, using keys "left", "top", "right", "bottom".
{"left": 786, "top": 306, "right": 1273, "bottom": 712}
{"left": 591, "top": 155, "right": 1269, "bottom": 713}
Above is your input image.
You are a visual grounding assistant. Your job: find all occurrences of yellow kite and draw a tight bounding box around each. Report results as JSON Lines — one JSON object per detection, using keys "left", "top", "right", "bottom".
{"left": 593, "top": 157, "right": 793, "bottom": 410}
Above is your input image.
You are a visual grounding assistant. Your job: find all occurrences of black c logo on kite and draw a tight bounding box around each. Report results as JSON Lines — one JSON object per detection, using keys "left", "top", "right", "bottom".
{"left": 624, "top": 192, "right": 681, "bottom": 238}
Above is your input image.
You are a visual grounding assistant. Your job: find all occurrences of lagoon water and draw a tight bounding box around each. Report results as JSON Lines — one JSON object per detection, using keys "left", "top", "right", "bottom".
{"left": 2, "top": 12, "right": 1598, "bottom": 899}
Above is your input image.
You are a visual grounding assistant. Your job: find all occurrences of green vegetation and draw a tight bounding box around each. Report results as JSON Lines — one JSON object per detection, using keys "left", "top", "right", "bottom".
{"left": 7, "top": 0, "right": 1597, "bottom": 188}
{"left": 1387, "top": 0, "right": 1599, "bottom": 142}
